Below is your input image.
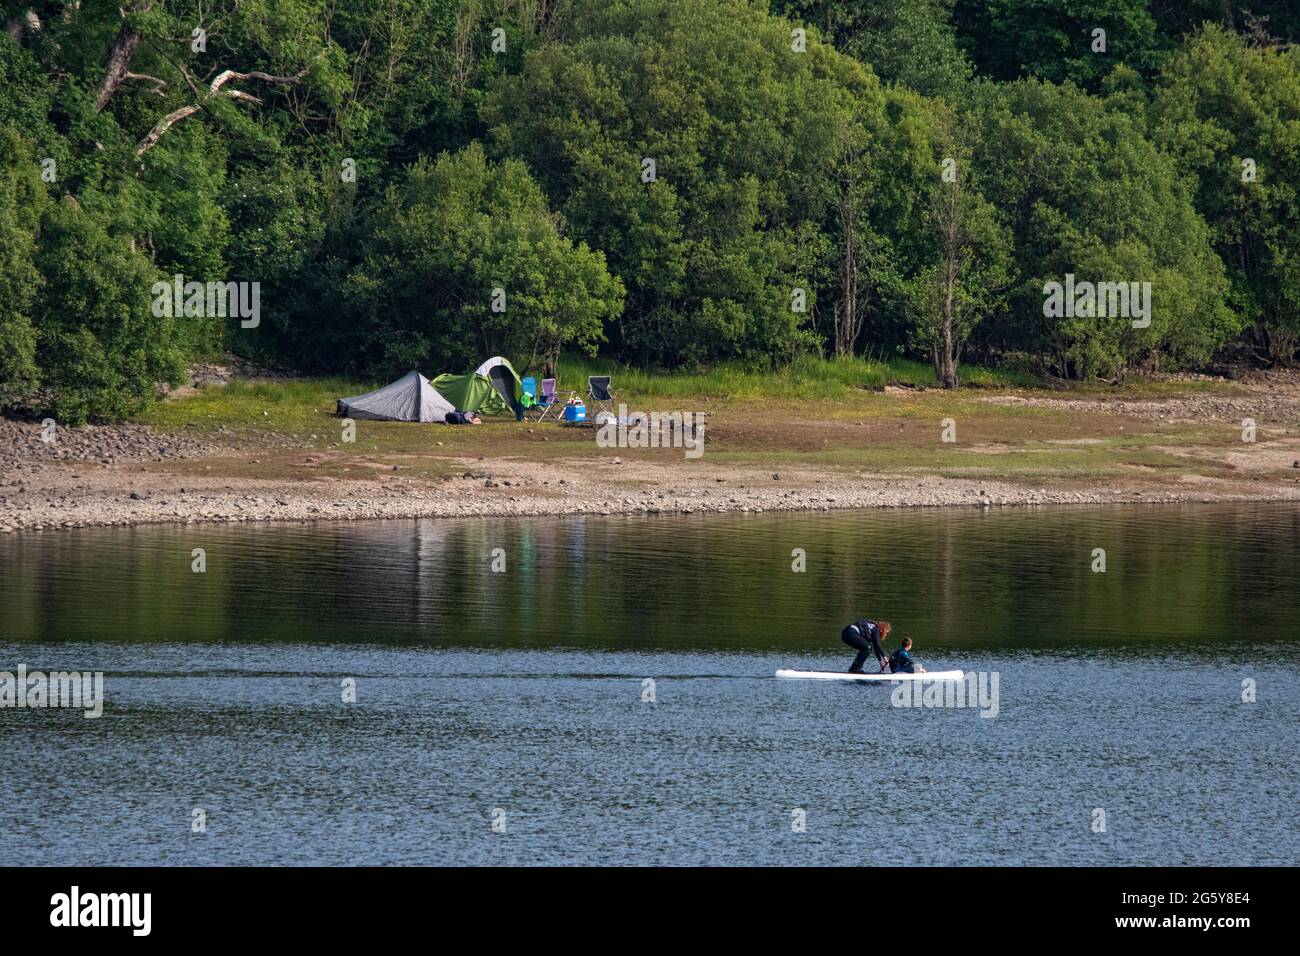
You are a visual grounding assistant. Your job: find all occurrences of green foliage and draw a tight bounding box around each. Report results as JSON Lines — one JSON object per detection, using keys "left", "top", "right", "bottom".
{"left": 1, "top": 0, "right": 1297, "bottom": 420}
{"left": 1150, "top": 26, "right": 1300, "bottom": 362}
{"left": 343, "top": 143, "right": 623, "bottom": 375}
{"left": 32, "top": 198, "right": 185, "bottom": 423}
{"left": 0, "top": 35, "right": 59, "bottom": 154}
{"left": 0, "top": 126, "right": 46, "bottom": 404}
{"left": 1149, "top": 1, "right": 1300, "bottom": 46}
{"left": 485, "top": 0, "right": 896, "bottom": 365}
{"left": 968, "top": 79, "right": 1236, "bottom": 378}
{"left": 773, "top": 0, "right": 974, "bottom": 100}
{"left": 892, "top": 106, "right": 1014, "bottom": 385}
{"left": 952, "top": 0, "right": 1163, "bottom": 89}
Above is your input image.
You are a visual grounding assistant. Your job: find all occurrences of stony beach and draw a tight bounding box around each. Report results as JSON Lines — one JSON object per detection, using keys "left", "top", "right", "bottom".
{"left": 5, "top": 370, "right": 1300, "bottom": 534}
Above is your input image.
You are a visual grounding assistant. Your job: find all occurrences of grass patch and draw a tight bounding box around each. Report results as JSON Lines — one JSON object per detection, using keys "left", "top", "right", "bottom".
{"left": 138, "top": 356, "right": 1039, "bottom": 436}
{"left": 553, "top": 354, "right": 1038, "bottom": 402}
{"left": 141, "top": 377, "right": 359, "bottom": 432}
{"left": 707, "top": 434, "right": 1229, "bottom": 480}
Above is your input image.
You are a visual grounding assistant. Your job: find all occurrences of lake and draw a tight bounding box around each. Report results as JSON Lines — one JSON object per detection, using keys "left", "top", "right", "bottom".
{"left": 2, "top": 504, "right": 1297, "bottom": 865}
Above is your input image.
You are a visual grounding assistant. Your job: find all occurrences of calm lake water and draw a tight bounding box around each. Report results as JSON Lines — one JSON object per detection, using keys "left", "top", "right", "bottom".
{"left": 2, "top": 505, "right": 1297, "bottom": 865}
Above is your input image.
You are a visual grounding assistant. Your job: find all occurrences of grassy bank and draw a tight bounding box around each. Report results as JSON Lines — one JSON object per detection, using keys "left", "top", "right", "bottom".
{"left": 552, "top": 354, "right": 1041, "bottom": 400}
{"left": 7, "top": 358, "right": 1295, "bottom": 535}
{"left": 123, "top": 354, "right": 1287, "bottom": 494}
{"left": 140, "top": 354, "right": 1040, "bottom": 434}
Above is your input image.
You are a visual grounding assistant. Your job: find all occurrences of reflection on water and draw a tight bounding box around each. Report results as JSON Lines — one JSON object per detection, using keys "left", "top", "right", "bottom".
{"left": 2, "top": 504, "right": 1299, "bottom": 650}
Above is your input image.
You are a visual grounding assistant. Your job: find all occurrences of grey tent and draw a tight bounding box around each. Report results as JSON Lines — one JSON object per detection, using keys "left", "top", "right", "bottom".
{"left": 336, "top": 370, "right": 456, "bottom": 422}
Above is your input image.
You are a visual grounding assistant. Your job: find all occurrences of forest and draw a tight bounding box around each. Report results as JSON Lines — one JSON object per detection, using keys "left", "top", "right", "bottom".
{"left": 1, "top": 0, "right": 1298, "bottom": 421}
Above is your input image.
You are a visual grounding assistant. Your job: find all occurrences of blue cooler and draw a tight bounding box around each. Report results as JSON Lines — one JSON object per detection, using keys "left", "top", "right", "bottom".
{"left": 563, "top": 403, "right": 587, "bottom": 422}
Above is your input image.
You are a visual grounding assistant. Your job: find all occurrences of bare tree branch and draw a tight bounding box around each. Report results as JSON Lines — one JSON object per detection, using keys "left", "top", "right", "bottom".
{"left": 124, "top": 72, "right": 168, "bottom": 93}
{"left": 6, "top": 8, "right": 43, "bottom": 42}
{"left": 133, "top": 66, "right": 310, "bottom": 157}
{"left": 133, "top": 104, "right": 202, "bottom": 156}
{"left": 93, "top": 1, "right": 152, "bottom": 112}
{"left": 209, "top": 67, "right": 310, "bottom": 93}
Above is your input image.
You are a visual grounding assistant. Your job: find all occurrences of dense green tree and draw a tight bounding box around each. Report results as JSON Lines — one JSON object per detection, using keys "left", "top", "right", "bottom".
{"left": 0, "top": 26, "right": 59, "bottom": 156}
{"left": 1150, "top": 26, "right": 1300, "bottom": 363}
{"left": 4, "top": 0, "right": 1299, "bottom": 418}
{"left": 772, "top": 0, "right": 973, "bottom": 100}
{"left": 343, "top": 143, "right": 623, "bottom": 376}
{"left": 968, "top": 79, "right": 1236, "bottom": 378}
{"left": 891, "top": 104, "right": 1012, "bottom": 387}
{"left": 952, "top": 0, "right": 1163, "bottom": 89}
{"left": 485, "top": 0, "right": 903, "bottom": 365}
{"left": 1149, "top": 1, "right": 1300, "bottom": 46}
{"left": 33, "top": 197, "right": 185, "bottom": 422}
{"left": 0, "top": 125, "right": 46, "bottom": 405}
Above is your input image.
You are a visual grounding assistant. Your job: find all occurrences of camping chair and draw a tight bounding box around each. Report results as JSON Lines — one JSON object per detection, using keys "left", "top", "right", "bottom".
{"left": 587, "top": 375, "right": 616, "bottom": 418}
{"left": 534, "top": 378, "right": 563, "bottom": 422}
{"left": 521, "top": 376, "right": 538, "bottom": 411}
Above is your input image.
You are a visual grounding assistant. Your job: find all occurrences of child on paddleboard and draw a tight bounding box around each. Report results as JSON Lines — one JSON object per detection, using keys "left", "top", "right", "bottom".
{"left": 888, "top": 637, "right": 927, "bottom": 674}
{"left": 842, "top": 619, "right": 891, "bottom": 673}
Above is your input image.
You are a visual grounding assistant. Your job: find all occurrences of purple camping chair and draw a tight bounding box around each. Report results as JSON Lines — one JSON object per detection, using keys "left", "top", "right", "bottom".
{"left": 535, "top": 378, "right": 561, "bottom": 421}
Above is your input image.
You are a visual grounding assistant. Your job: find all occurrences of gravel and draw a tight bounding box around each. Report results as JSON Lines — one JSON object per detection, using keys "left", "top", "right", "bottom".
{"left": 0, "top": 418, "right": 216, "bottom": 475}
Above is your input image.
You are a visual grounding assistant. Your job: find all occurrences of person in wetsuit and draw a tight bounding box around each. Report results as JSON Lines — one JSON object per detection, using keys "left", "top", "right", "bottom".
{"left": 888, "top": 637, "right": 926, "bottom": 674}
{"left": 842, "top": 619, "right": 891, "bottom": 673}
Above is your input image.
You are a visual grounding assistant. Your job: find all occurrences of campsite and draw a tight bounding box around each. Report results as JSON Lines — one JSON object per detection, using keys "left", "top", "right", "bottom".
{"left": 5, "top": 357, "right": 1300, "bottom": 531}
{"left": 336, "top": 358, "right": 523, "bottom": 421}
{"left": 335, "top": 356, "right": 633, "bottom": 429}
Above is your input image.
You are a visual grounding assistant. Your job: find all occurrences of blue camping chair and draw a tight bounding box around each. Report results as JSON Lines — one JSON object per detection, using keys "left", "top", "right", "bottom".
{"left": 521, "top": 375, "right": 554, "bottom": 421}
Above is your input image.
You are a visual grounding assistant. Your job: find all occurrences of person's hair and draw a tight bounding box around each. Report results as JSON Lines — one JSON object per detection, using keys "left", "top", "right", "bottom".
{"left": 901, "top": 637, "right": 912, "bottom": 648}
{"left": 878, "top": 621, "right": 892, "bottom": 638}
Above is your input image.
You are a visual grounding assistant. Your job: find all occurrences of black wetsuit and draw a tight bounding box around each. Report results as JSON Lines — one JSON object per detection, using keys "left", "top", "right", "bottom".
{"left": 841, "top": 619, "right": 886, "bottom": 672}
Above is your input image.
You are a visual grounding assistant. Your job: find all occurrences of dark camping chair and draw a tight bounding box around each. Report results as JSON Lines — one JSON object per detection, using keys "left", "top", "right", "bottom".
{"left": 587, "top": 376, "right": 616, "bottom": 418}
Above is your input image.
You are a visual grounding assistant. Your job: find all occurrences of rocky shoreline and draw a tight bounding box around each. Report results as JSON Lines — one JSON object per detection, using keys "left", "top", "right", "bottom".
{"left": 4, "top": 415, "right": 1299, "bottom": 534}
{"left": 7, "top": 472, "right": 1299, "bottom": 534}
{"left": 0, "top": 417, "right": 217, "bottom": 474}
{"left": 7, "top": 365, "right": 1300, "bottom": 535}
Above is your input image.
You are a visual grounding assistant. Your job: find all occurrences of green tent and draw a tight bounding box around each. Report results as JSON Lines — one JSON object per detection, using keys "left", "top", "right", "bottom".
{"left": 432, "top": 356, "right": 524, "bottom": 418}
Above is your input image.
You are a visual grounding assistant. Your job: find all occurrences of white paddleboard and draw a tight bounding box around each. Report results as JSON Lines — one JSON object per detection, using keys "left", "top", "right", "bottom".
{"left": 775, "top": 669, "right": 964, "bottom": 682}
